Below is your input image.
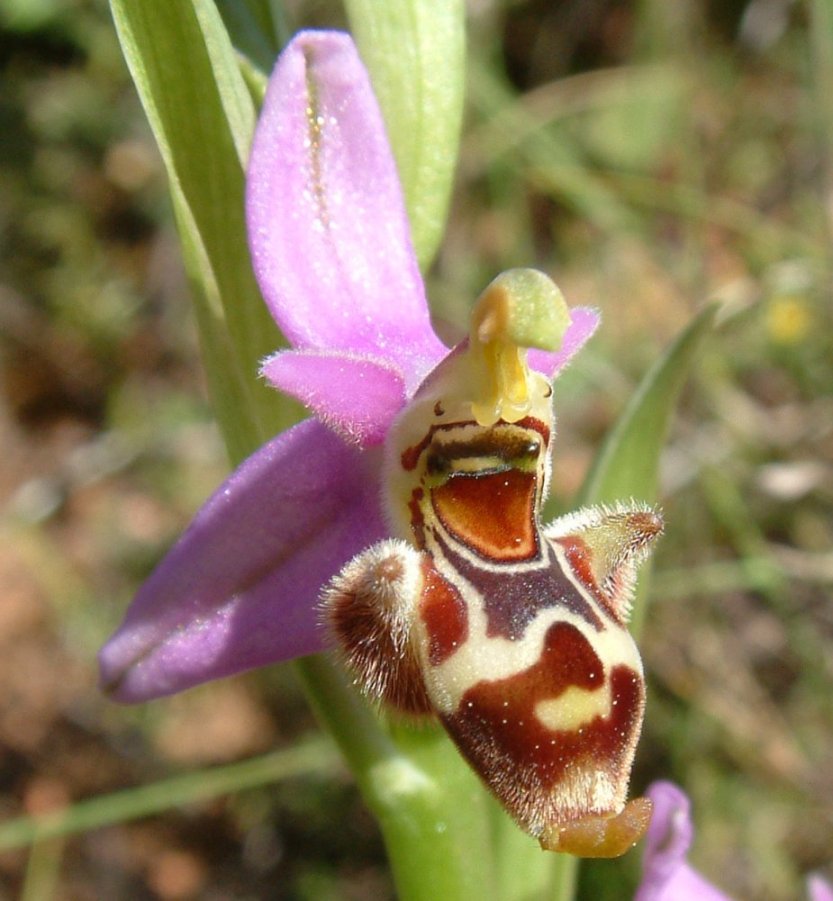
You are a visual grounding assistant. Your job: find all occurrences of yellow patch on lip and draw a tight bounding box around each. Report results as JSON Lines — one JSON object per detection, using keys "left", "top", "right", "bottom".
{"left": 534, "top": 681, "right": 612, "bottom": 733}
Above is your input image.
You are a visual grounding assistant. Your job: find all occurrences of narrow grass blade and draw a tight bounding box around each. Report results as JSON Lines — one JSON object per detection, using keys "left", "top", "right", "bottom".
{"left": 579, "top": 304, "right": 717, "bottom": 507}
{"left": 20, "top": 837, "right": 64, "bottom": 901}
{"left": 0, "top": 740, "right": 338, "bottom": 851}
{"left": 578, "top": 303, "right": 717, "bottom": 637}
{"left": 810, "top": 0, "right": 833, "bottom": 242}
{"left": 345, "top": 0, "right": 466, "bottom": 269}
{"left": 110, "top": 0, "right": 296, "bottom": 458}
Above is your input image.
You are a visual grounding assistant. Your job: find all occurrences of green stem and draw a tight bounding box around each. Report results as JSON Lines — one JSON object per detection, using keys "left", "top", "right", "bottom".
{"left": 552, "top": 855, "right": 580, "bottom": 899}
{"left": 491, "top": 795, "right": 571, "bottom": 901}
{"left": 296, "top": 657, "right": 498, "bottom": 901}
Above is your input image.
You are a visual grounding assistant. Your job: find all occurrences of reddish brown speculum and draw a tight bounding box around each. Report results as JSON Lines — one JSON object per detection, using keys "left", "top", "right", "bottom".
{"left": 431, "top": 469, "right": 538, "bottom": 561}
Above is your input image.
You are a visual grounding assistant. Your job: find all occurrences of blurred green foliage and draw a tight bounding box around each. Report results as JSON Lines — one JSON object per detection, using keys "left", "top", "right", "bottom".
{"left": 1, "top": 1, "right": 831, "bottom": 899}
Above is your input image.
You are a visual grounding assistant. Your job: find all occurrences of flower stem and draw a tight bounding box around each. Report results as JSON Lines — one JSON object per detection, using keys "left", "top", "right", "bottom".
{"left": 296, "top": 656, "right": 498, "bottom": 901}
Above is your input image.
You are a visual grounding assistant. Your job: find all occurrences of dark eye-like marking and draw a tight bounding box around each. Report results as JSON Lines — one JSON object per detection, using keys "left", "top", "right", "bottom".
{"left": 521, "top": 438, "right": 540, "bottom": 459}
{"left": 426, "top": 450, "right": 452, "bottom": 475}
{"left": 544, "top": 384, "right": 553, "bottom": 398}
{"left": 426, "top": 433, "right": 542, "bottom": 478}
{"left": 434, "top": 401, "right": 445, "bottom": 417}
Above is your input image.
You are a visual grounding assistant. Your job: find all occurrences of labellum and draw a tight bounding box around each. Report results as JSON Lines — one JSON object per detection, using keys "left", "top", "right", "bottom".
{"left": 324, "top": 270, "right": 662, "bottom": 857}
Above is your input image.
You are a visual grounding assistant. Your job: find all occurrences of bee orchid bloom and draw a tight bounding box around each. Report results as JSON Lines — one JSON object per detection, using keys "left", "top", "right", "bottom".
{"left": 98, "top": 30, "right": 596, "bottom": 706}
{"left": 100, "top": 29, "right": 662, "bottom": 857}
{"left": 637, "top": 781, "right": 833, "bottom": 901}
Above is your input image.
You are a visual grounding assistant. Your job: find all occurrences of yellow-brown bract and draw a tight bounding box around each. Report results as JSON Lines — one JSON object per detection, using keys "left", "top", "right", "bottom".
{"left": 323, "top": 272, "right": 662, "bottom": 857}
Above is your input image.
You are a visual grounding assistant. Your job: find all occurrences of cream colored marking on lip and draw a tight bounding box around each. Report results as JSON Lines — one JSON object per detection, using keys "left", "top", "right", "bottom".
{"left": 534, "top": 680, "right": 613, "bottom": 733}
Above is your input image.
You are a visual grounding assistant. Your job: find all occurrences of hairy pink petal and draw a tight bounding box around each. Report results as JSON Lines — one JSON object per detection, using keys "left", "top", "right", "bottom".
{"left": 99, "top": 420, "right": 385, "bottom": 702}
{"left": 636, "top": 781, "right": 731, "bottom": 901}
{"left": 247, "top": 30, "right": 445, "bottom": 387}
{"left": 528, "top": 306, "right": 600, "bottom": 379}
{"left": 262, "top": 350, "right": 406, "bottom": 447}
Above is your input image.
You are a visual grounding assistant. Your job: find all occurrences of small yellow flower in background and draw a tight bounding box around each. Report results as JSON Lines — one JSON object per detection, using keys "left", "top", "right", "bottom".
{"left": 766, "top": 294, "right": 813, "bottom": 345}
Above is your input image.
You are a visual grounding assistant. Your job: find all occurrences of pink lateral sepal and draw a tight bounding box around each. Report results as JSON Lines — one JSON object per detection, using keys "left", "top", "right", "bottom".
{"left": 99, "top": 420, "right": 387, "bottom": 702}
{"left": 528, "top": 306, "right": 600, "bottom": 379}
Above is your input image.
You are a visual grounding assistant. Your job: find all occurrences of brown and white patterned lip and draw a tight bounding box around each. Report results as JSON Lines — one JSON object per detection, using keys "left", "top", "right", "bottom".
{"left": 416, "top": 532, "right": 643, "bottom": 719}
{"left": 442, "top": 657, "right": 644, "bottom": 835}
{"left": 431, "top": 536, "right": 604, "bottom": 640}
{"left": 379, "top": 396, "right": 653, "bottom": 852}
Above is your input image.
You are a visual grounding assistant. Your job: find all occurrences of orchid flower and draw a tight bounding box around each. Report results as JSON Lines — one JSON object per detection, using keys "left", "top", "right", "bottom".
{"left": 638, "top": 781, "right": 833, "bottom": 901}
{"left": 99, "top": 28, "right": 671, "bottom": 858}
{"left": 98, "top": 28, "right": 596, "bottom": 710}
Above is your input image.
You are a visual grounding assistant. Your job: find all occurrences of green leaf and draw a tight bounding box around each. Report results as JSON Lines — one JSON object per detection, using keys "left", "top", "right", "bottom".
{"left": 171, "top": 189, "right": 263, "bottom": 463}
{"left": 577, "top": 304, "right": 717, "bottom": 638}
{"left": 214, "top": 0, "right": 288, "bottom": 75}
{"left": 578, "top": 304, "right": 717, "bottom": 507}
{"left": 344, "top": 0, "right": 466, "bottom": 270}
{"left": 109, "top": 0, "right": 298, "bottom": 463}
